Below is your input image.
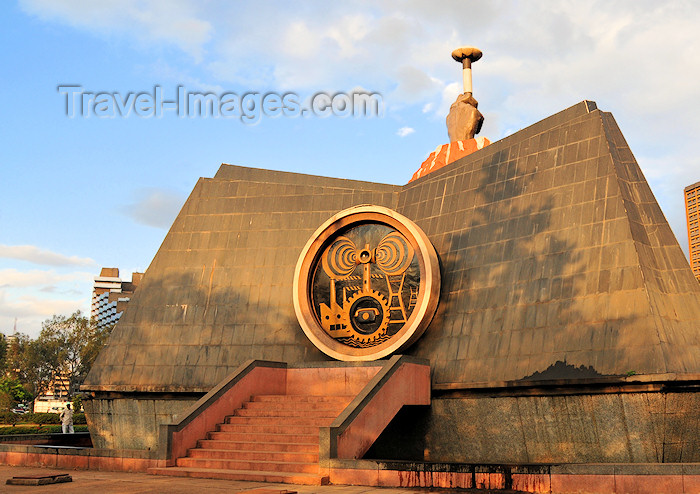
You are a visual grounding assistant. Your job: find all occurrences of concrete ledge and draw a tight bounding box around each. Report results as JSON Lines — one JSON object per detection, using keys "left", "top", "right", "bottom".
{"left": 286, "top": 361, "right": 387, "bottom": 369}
{"left": 434, "top": 373, "right": 700, "bottom": 396}
{"left": 0, "top": 444, "right": 159, "bottom": 459}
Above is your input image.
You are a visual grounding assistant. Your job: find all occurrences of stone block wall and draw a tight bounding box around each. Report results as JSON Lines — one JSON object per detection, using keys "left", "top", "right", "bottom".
{"left": 84, "top": 397, "right": 197, "bottom": 450}
{"left": 366, "top": 390, "right": 699, "bottom": 464}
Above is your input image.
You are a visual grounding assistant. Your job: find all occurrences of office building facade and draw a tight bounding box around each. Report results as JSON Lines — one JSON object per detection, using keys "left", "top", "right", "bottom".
{"left": 685, "top": 181, "right": 700, "bottom": 282}
{"left": 91, "top": 267, "right": 142, "bottom": 330}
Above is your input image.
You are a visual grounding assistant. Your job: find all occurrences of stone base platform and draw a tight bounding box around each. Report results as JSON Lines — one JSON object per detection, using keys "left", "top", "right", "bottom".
{"left": 329, "top": 459, "right": 700, "bottom": 492}
{"left": 0, "top": 445, "right": 697, "bottom": 493}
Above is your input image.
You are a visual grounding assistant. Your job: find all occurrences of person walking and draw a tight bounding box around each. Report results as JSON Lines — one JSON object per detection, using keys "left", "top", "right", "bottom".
{"left": 59, "top": 403, "right": 74, "bottom": 434}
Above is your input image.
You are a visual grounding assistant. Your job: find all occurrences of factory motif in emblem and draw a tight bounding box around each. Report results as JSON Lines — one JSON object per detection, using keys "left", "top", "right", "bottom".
{"left": 313, "top": 226, "right": 419, "bottom": 348}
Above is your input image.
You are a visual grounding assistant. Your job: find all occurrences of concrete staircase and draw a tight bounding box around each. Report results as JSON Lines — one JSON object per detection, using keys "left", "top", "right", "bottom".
{"left": 150, "top": 394, "right": 353, "bottom": 484}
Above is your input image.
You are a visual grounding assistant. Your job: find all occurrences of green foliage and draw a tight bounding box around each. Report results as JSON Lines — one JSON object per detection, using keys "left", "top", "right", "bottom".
{"left": 0, "top": 412, "right": 86, "bottom": 425}
{"left": 0, "top": 425, "right": 88, "bottom": 435}
{"left": 0, "top": 333, "right": 7, "bottom": 370}
{"left": 0, "top": 376, "right": 32, "bottom": 412}
{"left": 5, "top": 332, "right": 45, "bottom": 397}
{"left": 32, "top": 311, "right": 90, "bottom": 396}
{"left": 72, "top": 394, "right": 83, "bottom": 413}
{"left": 0, "top": 411, "right": 18, "bottom": 425}
{"left": 4, "top": 333, "right": 30, "bottom": 384}
{"left": 80, "top": 322, "right": 114, "bottom": 373}
{"left": 0, "top": 377, "right": 33, "bottom": 403}
{"left": 0, "top": 392, "right": 14, "bottom": 412}
{"left": 32, "top": 413, "right": 60, "bottom": 424}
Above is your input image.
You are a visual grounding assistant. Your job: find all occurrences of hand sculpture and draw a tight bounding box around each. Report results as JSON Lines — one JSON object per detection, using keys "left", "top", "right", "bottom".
{"left": 446, "top": 92, "right": 483, "bottom": 141}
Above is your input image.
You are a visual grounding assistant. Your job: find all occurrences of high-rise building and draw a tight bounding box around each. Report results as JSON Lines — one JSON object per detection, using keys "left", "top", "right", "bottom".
{"left": 5, "top": 332, "right": 18, "bottom": 373}
{"left": 91, "top": 267, "right": 143, "bottom": 330}
{"left": 685, "top": 181, "right": 700, "bottom": 282}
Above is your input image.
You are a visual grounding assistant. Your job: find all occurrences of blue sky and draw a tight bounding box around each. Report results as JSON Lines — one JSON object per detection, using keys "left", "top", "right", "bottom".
{"left": 2, "top": 1, "right": 699, "bottom": 337}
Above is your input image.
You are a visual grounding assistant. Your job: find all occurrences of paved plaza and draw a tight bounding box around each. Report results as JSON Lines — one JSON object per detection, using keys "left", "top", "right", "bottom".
{"left": 0, "top": 465, "right": 473, "bottom": 494}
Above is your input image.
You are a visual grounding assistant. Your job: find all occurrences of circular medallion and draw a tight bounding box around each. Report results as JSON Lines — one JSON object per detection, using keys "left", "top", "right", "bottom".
{"left": 293, "top": 205, "right": 440, "bottom": 361}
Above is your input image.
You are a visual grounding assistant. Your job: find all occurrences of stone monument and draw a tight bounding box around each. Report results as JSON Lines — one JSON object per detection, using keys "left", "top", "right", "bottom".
{"left": 411, "top": 46, "right": 490, "bottom": 182}
{"left": 80, "top": 46, "right": 700, "bottom": 488}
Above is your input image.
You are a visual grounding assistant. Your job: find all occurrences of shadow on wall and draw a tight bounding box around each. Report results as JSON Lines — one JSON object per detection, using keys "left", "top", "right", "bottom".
{"left": 410, "top": 140, "right": 602, "bottom": 385}
{"left": 85, "top": 266, "right": 327, "bottom": 394}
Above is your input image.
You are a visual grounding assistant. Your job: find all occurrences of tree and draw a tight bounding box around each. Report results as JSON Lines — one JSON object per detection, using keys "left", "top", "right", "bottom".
{"left": 16, "top": 333, "right": 55, "bottom": 397}
{"left": 22, "top": 311, "right": 113, "bottom": 398}
{"left": 0, "top": 392, "right": 13, "bottom": 412}
{"left": 3, "top": 312, "right": 114, "bottom": 400}
{"left": 79, "top": 321, "right": 114, "bottom": 376}
{"left": 5, "top": 333, "right": 31, "bottom": 383}
{"left": 0, "top": 332, "right": 7, "bottom": 371}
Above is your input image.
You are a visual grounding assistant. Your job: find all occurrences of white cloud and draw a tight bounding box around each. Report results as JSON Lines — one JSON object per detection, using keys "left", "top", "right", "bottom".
{"left": 437, "top": 82, "right": 461, "bottom": 119}
{"left": 121, "top": 187, "right": 186, "bottom": 229}
{"left": 0, "top": 269, "right": 93, "bottom": 289}
{"left": 16, "top": 0, "right": 700, "bottom": 266}
{"left": 0, "top": 269, "right": 93, "bottom": 338}
{"left": 392, "top": 66, "right": 442, "bottom": 103}
{"left": 0, "top": 289, "right": 91, "bottom": 338}
{"left": 19, "top": 0, "right": 213, "bottom": 61}
{"left": 396, "top": 127, "right": 415, "bottom": 137}
{"left": 0, "top": 245, "right": 95, "bottom": 267}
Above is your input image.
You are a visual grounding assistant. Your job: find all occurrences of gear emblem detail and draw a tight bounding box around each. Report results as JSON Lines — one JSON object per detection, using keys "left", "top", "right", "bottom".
{"left": 346, "top": 289, "right": 390, "bottom": 343}
{"left": 313, "top": 224, "right": 418, "bottom": 348}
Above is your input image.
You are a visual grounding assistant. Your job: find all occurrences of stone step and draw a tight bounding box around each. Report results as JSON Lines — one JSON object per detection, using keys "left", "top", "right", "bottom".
{"left": 187, "top": 448, "right": 319, "bottom": 463}
{"left": 148, "top": 466, "right": 329, "bottom": 485}
{"left": 150, "top": 393, "right": 357, "bottom": 485}
{"left": 197, "top": 439, "right": 318, "bottom": 453}
{"left": 214, "top": 423, "right": 321, "bottom": 435}
{"left": 223, "top": 416, "right": 335, "bottom": 426}
{"left": 206, "top": 431, "right": 319, "bottom": 444}
{"left": 242, "top": 400, "right": 349, "bottom": 412}
{"left": 176, "top": 457, "right": 319, "bottom": 474}
{"left": 233, "top": 407, "right": 342, "bottom": 418}
{"left": 251, "top": 395, "right": 353, "bottom": 403}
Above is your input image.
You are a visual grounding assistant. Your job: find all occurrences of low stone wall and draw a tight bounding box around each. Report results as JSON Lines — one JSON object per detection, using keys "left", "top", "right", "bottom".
{"left": 328, "top": 459, "right": 700, "bottom": 493}
{"left": 0, "top": 444, "right": 697, "bottom": 493}
{"left": 367, "top": 388, "right": 699, "bottom": 464}
{"left": 0, "top": 432, "right": 91, "bottom": 447}
{"left": 0, "top": 443, "right": 164, "bottom": 472}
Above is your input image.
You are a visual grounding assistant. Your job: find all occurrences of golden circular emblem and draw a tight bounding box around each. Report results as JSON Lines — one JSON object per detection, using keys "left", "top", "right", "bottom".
{"left": 293, "top": 205, "right": 440, "bottom": 361}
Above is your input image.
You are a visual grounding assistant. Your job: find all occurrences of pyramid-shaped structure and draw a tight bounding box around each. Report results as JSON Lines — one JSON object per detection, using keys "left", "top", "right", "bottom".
{"left": 84, "top": 101, "right": 700, "bottom": 394}
{"left": 83, "top": 102, "right": 700, "bottom": 457}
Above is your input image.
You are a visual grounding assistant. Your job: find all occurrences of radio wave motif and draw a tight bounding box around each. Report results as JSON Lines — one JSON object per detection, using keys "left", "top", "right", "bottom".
{"left": 322, "top": 236, "right": 356, "bottom": 278}
{"left": 375, "top": 232, "right": 414, "bottom": 275}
